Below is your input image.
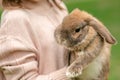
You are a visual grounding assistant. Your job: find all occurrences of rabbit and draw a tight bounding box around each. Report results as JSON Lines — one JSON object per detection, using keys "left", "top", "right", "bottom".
{"left": 54, "top": 9, "right": 116, "bottom": 80}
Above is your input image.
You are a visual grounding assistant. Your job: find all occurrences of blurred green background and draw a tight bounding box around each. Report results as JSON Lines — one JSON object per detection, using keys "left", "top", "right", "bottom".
{"left": 0, "top": 0, "right": 120, "bottom": 80}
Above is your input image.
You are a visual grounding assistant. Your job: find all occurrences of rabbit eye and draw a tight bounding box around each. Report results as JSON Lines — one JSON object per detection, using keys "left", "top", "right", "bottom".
{"left": 75, "top": 28, "right": 80, "bottom": 33}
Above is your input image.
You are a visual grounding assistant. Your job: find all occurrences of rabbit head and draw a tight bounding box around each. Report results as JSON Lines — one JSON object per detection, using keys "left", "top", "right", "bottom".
{"left": 54, "top": 9, "right": 116, "bottom": 50}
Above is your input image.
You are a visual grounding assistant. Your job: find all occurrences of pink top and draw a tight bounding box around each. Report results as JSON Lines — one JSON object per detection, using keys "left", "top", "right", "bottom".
{"left": 0, "top": 0, "right": 69, "bottom": 80}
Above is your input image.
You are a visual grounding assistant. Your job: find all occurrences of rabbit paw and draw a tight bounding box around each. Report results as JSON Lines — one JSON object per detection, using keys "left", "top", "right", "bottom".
{"left": 66, "top": 66, "right": 83, "bottom": 78}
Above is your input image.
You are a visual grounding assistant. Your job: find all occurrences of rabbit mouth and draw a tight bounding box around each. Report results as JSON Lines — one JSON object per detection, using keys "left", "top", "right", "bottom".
{"left": 61, "top": 34, "right": 86, "bottom": 51}
{"left": 65, "top": 32, "right": 88, "bottom": 50}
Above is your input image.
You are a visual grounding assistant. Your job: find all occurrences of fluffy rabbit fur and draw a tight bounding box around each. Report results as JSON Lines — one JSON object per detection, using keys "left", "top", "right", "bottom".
{"left": 54, "top": 9, "right": 116, "bottom": 80}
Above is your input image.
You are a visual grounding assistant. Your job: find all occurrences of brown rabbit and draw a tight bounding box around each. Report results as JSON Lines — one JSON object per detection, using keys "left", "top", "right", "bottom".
{"left": 54, "top": 9, "right": 116, "bottom": 80}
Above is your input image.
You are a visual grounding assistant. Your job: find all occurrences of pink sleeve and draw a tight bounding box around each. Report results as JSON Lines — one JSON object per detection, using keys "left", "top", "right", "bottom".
{"left": 0, "top": 36, "right": 69, "bottom": 80}
{"left": 0, "top": 11, "right": 69, "bottom": 80}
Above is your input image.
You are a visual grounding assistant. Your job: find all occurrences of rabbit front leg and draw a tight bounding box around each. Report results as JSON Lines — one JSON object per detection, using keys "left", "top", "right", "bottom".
{"left": 66, "top": 51, "right": 98, "bottom": 78}
{"left": 66, "top": 57, "right": 83, "bottom": 78}
{"left": 66, "top": 36, "right": 103, "bottom": 78}
{"left": 66, "top": 51, "right": 84, "bottom": 78}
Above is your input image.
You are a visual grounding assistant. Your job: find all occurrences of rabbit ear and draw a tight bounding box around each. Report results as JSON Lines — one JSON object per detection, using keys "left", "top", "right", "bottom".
{"left": 89, "top": 20, "right": 116, "bottom": 44}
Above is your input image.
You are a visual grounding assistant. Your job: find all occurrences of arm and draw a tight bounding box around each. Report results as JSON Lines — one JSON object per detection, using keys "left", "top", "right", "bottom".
{"left": 0, "top": 12, "right": 69, "bottom": 80}
{"left": 0, "top": 36, "right": 69, "bottom": 80}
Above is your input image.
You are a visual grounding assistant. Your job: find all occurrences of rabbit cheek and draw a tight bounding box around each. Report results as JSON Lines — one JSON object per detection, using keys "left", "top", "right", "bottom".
{"left": 71, "top": 32, "right": 81, "bottom": 39}
{"left": 56, "top": 31, "right": 71, "bottom": 48}
{"left": 73, "top": 26, "right": 89, "bottom": 46}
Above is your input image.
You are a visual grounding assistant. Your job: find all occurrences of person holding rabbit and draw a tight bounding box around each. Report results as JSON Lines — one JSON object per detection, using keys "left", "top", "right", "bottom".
{"left": 0, "top": 0, "right": 116, "bottom": 80}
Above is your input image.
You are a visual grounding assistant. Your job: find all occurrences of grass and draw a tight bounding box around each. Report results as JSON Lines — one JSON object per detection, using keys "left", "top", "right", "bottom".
{"left": 0, "top": 0, "right": 120, "bottom": 79}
